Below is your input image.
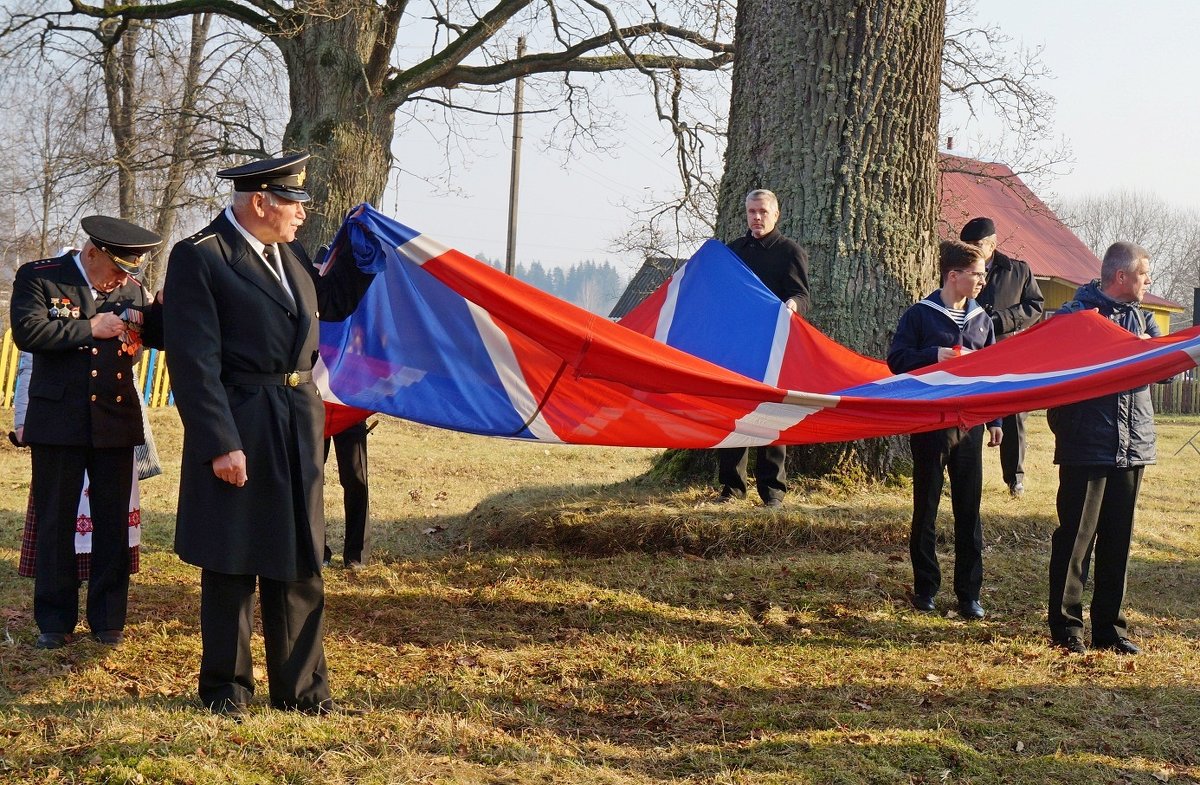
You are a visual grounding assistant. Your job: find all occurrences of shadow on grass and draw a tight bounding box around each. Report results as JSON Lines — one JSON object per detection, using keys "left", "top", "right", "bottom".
{"left": 323, "top": 547, "right": 1053, "bottom": 655}
{"left": 354, "top": 674, "right": 1200, "bottom": 782}
{"left": 448, "top": 479, "right": 1060, "bottom": 558}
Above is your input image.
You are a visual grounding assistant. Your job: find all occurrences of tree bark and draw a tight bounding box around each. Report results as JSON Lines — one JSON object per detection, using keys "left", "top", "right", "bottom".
{"left": 657, "top": 0, "right": 944, "bottom": 482}
{"left": 274, "top": 8, "right": 398, "bottom": 251}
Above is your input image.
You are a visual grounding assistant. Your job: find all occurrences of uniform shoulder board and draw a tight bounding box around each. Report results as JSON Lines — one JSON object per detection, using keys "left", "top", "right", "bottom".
{"left": 185, "top": 230, "right": 218, "bottom": 246}
{"left": 29, "top": 257, "right": 62, "bottom": 269}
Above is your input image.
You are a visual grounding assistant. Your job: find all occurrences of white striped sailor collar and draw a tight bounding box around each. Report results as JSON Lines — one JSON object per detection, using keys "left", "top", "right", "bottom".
{"left": 917, "top": 290, "right": 988, "bottom": 325}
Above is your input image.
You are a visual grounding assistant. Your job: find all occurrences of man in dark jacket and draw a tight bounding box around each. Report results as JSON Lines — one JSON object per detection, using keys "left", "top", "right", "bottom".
{"left": 717, "top": 188, "right": 810, "bottom": 507}
{"left": 10, "top": 216, "right": 163, "bottom": 649}
{"left": 1046, "top": 241, "right": 1157, "bottom": 656}
{"left": 960, "top": 217, "right": 1044, "bottom": 497}
{"left": 164, "top": 153, "right": 374, "bottom": 715}
{"left": 888, "top": 240, "right": 1003, "bottom": 620}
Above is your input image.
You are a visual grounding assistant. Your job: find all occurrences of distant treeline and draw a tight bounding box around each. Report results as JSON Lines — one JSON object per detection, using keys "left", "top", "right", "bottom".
{"left": 478, "top": 256, "right": 626, "bottom": 315}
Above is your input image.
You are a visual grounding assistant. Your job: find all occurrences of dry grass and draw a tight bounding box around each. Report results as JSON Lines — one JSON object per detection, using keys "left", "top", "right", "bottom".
{"left": 1, "top": 410, "right": 1199, "bottom": 784}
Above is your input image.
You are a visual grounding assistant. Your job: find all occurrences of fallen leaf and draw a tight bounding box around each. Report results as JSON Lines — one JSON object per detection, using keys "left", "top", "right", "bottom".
{"left": 924, "top": 674, "right": 943, "bottom": 684}
{"left": 1015, "top": 740, "right": 1025, "bottom": 752}
{"left": 1152, "top": 769, "right": 1170, "bottom": 782}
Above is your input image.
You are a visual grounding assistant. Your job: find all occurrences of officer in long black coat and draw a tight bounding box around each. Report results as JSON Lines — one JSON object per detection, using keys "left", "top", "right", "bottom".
{"left": 163, "top": 153, "right": 374, "bottom": 715}
{"left": 10, "top": 216, "right": 164, "bottom": 649}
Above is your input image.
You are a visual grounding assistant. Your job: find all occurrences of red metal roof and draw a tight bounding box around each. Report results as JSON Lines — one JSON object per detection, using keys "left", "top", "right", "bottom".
{"left": 939, "top": 154, "right": 1178, "bottom": 309}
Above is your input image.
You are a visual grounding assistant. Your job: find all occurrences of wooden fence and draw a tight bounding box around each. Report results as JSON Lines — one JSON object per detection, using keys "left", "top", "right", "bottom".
{"left": 1152, "top": 378, "right": 1200, "bottom": 416}
{"left": 0, "top": 328, "right": 173, "bottom": 409}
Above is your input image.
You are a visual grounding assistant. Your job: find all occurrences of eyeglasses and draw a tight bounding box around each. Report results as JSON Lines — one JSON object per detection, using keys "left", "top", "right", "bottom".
{"left": 952, "top": 270, "right": 987, "bottom": 280}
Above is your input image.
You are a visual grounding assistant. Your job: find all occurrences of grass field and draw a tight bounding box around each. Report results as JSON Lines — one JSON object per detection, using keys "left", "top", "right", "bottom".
{"left": 1, "top": 409, "right": 1198, "bottom": 784}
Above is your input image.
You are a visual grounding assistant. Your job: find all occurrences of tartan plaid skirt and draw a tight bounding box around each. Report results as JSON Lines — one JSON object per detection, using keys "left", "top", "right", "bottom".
{"left": 18, "top": 490, "right": 141, "bottom": 581}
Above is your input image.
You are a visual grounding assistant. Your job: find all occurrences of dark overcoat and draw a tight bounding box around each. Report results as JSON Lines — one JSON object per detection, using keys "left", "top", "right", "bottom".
{"left": 977, "top": 250, "right": 1044, "bottom": 339}
{"left": 10, "top": 253, "right": 162, "bottom": 448}
{"left": 163, "top": 212, "right": 371, "bottom": 581}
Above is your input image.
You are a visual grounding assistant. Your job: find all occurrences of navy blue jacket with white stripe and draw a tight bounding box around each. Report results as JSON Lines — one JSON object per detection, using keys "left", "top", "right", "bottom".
{"left": 887, "top": 290, "right": 1001, "bottom": 430}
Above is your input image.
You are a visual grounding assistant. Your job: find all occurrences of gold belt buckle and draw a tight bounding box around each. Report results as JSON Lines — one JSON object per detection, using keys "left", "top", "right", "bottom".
{"left": 286, "top": 371, "right": 301, "bottom": 387}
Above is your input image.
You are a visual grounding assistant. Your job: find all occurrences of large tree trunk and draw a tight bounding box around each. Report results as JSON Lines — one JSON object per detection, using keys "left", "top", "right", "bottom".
{"left": 276, "top": 9, "right": 397, "bottom": 251}
{"left": 656, "top": 0, "right": 944, "bottom": 483}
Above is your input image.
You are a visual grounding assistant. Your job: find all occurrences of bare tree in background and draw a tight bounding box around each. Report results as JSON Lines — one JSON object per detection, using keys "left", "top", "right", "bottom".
{"left": 1059, "top": 190, "right": 1200, "bottom": 327}
{"left": 3, "top": 0, "right": 735, "bottom": 251}
{"left": 0, "top": 70, "right": 103, "bottom": 257}
{"left": 939, "top": 0, "right": 1071, "bottom": 189}
{"left": 0, "top": 6, "right": 282, "bottom": 286}
{"left": 619, "top": 0, "right": 1071, "bottom": 267}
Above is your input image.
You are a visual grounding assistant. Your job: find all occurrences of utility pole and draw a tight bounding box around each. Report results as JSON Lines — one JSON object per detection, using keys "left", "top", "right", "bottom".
{"left": 505, "top": 36, "right": 526, "bottom": 277}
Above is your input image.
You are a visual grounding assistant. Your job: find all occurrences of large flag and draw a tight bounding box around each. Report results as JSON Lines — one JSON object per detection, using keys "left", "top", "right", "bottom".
{"left": 316, "top": 204, "right": 1200, "bottom": 446}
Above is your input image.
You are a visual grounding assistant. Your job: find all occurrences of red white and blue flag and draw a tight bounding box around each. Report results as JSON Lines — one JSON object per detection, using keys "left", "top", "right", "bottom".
{"left": 315, "top": 204, "right": 1200, "bottom": 444}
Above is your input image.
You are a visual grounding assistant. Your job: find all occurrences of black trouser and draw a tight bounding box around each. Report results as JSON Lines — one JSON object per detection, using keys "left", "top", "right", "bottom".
{"left": 199, "top": 569, "right": 330, "bottom": 711}
{"left": 908, "top": 426, "right": 985, "bottom": 602}
{"left": 999, "top": 411, "right": 1027, "bottom": 487}
{"left": 717, "top": 445, "right": 787, "bottom": 503}
{"left": 1048, "top": 464, "right": 1142, "bottom": 644}
{"left": 30, "top": 444, "right": 134, "bottom": 635}
{"left": 323, "top": 421, "right": 370, "bottom": 565}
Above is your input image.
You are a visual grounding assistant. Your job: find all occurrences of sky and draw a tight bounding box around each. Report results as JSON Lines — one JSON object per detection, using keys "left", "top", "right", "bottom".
{"left": 381, "top": 1, "right": 1200, "bottom": 274}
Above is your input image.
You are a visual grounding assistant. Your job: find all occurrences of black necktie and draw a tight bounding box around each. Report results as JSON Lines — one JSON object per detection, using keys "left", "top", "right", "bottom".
{"left": 263, "top": 245, "right": 294, "bottom": 305}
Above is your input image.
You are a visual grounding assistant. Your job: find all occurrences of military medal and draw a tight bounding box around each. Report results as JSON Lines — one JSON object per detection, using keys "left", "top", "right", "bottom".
{"left": 49, "top": 298, "right": 60, "bottom": 318}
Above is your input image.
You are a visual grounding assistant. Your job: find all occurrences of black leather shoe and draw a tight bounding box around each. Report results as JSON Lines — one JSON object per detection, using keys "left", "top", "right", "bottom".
{"left": 35, "top": 633, "right": 68, "bottom": 649}
{"left": 957, "top": 600, "right": 985, "bottom": 620}
{"left": 911, "top": 594, "right": 935, "bottom": 612}
{"left": 1055, "top": 635, "right": 1087, "bottom": 654}
{"left": 90, "top": 630, "right": 124, "bottom": 646}
{"left": 1096, "top": 637, "right": 1140, "bottom": 655}
{"left": 763, "top": 497, "right": 784, "bottom": 509}
{"left": 206, "top": 699, "right": 247, "bottom": 718}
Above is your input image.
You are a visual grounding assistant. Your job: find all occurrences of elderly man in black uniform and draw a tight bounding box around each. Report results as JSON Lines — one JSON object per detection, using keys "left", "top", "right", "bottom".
{"left": 10, "top": 216, "right": 163, "bottom": 649}
{"left": 164, "top": 153, "right": 374, "bottom": 716}
{"left": 716, "top": 188, "right": 810, "bottom": 507}
{"left": 959, "top": 217, "right": 1044, "bottom": 497}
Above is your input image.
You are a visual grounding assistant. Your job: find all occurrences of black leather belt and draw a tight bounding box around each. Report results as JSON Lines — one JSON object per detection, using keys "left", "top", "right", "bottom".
{"left": 224, "top": 370, "right": 313, "bottom": 387}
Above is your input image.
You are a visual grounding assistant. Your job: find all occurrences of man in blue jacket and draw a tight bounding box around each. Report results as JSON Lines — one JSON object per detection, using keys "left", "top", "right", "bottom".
{"left": 1047, "top": 241, "right": 1157, "bottom": 655}
{"left": 888, "top": 240, "right": 1003, "bottom": 620}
